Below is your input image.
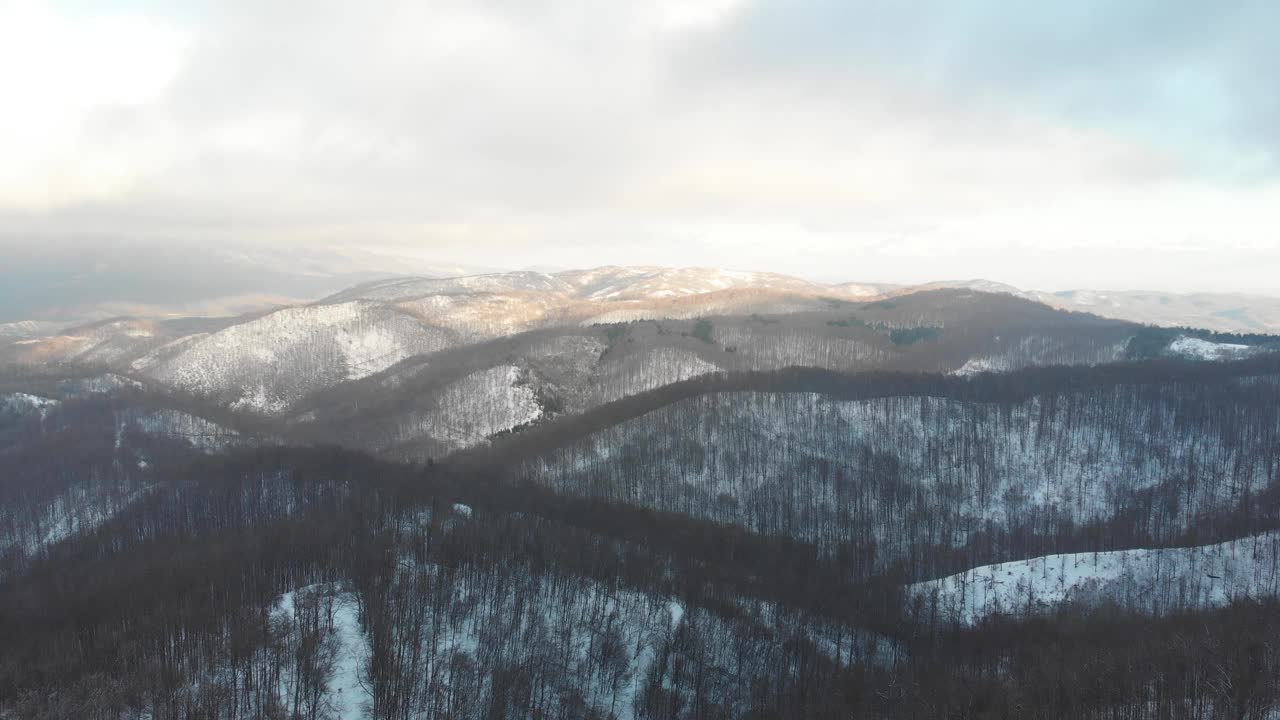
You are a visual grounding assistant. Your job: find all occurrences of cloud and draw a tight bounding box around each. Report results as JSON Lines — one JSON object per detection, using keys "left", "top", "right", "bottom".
{"left": 0, "top": 0, "right": 1277, "bottom": 293}
{"left": 0, "top": 1, "right": 188, "bottom": 209}
{"left": 722, "top": 0, "right": 1280, "bottom": 175}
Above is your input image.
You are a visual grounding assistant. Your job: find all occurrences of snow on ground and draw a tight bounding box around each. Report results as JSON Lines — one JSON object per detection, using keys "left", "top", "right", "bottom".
{"left": 580, "top": 306, "right": 705, "bottom": 324}
{"left": 128, "top": 409, "right": 241, "bottom": 450}
{"left": 389, "top": 365, "right": 543, "bottom": 451}
{"left": 1169, "top": 335, "right": 1253, "bottom": 361}
{"left": 429, "top": 364, "right": 542, "bottom": 444}
{"left": 725, "top": 594, "right": 904, "bottom": 669}
{"left": 951, "top": 357, "right": 1007, "bottom": 376}
{"left": 146, "top": 301, "right": 452, "bottom": 413}
{"left": 129, "top": 333, "right": 210, "bottom": 372}
{"left": 26, "top": 319, "right": 168, "bottom": 366}
{"left": 0, "top": 392, "right": 59, "bottom": 417}
{"left": 667, "top": 599, "right": 685, "bottom": 630}
{"left": 563, "top": 266, "right": 832, "bottom": 301}
{"left": 55, "top": 373, "right": 144, "bottom": 395}
{"left": 909, "top": 532, "right": 1280, "bottom": 625}
{"left": 338, "top": 272, "right": 572, "bottom": 303}
{"left": 0, "top": 320, "right": 64, "bottom": 342}
{"left": 591, "top": 347, "right": 721, "bottom": 406}
{"left": 322, "top": 560, "right": 684, "bottom": 720}
{"left": 0, "top": 484, "right": 153, "bottom": 559}
{"left": 273, "top": 585, "right": 372, "bottom": 720}
{"left": 397, "top": 292, "right": 564, "bottom": 340}
{"left": 527, "top": 383, "right": 1279, "bottom": 558}
{"left": 951, "top": 335, "right": 1129, "bottom": 376}
{"left": 529, "top": 334, "right": 606, "bottom": 371}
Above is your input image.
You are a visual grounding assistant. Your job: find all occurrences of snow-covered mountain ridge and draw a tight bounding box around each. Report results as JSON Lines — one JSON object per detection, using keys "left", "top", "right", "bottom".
{"left": 1, "top": 266, "right": 1274, "bottom": 453}
{"left": 0, "top": 271, "right": 1128, "bottom": 417}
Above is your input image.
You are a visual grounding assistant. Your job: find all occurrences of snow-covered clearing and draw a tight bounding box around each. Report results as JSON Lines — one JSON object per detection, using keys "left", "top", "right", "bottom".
{"left": 273, "top": 585, "right": 372, "bottom": 720}
{"left": 909, "top": 532, "right": 1280, "bottom": 625}
{"left": 1169, "top": 335, "right": 1253, "bottom": 361}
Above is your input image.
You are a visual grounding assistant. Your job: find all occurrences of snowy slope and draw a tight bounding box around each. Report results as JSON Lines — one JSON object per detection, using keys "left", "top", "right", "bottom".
{"left": 0, "top": 266, "right": 1147, "bottom": 422}
{"left": 0, "top": 393, "right": 59, "bottom": 445}
{"left": 951, "top": 336, "right": 1131, "bottom": 376}
{"left": 1, "top": 391, "right": 239, "bottom": 451}
{"left": 126, "top": 409, "right": 242, "bottom": 451}
{"left": 324, "top": 271, "right": 574, "bottom": 303}
{"left": 395, "top": 291, "right": 568, "bottom": 341}
{"left": 53, "top": 373, "right": 145, "bottom": 396}
{"left": 909, "top": 532, "right": 1280, "bottom": 624}
{"left": 377, "top": 365, "right": 543, "bottom": 453}
{"left": 1168, "top": 335, "right": 1254, "bottom": 360}
{"left": 144, "top": 302, "right": 454, "bottom": 413}
{"left": 332, "top": 267, "right": 882, "bottom": 341}
{"left": 330, "top": 556, "right": 889, "bottom": 720}
{"left": 558, "top": 265, "right": 864, "bottom": 301}
{"left": 296, "top": 336, "right": 731, "bottom": 456}
{"left": 0, "top": 480, "right": 152, "bottom": 559}
{"left": 0, "top": 320, "right": 65, "bottom": 342}
{"left": 8, "top": 267, "right": 1276, "bottom": 388}
{"left": 0, "top": 402, "right": 240, "bottom": 559}
{"left": 272, "top": 585, "right": 372, "bottom": 720}
{"left": 269, "top": 569, "right": 686, "bottom": 720}
{"left": 589, "top": 347, "right": 722, "bottom": 407}
{"left": 0, "top": 317, "right": 236, "bottom": 368}
{"left": 336, "top": 266, "right": 873, "bottom": 304}
{"left": 0, "top": 392, "right": 59, "bottom": 417}
{"left": 9, "top": 266, "right": 1265, "bottom": 435}
{"left": 323, "top": 298, "right": 1138, "bottom": 459}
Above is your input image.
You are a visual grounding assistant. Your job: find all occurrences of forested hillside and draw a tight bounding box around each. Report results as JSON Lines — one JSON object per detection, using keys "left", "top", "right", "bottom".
{"left": 3, "top": 273, "right": 1280, "bottom": 718}
{"left": 523, "top": 365, "right": 1280, "bottom": 581}
{"left": 0, "top": 351, "right": 1279, "bottom": 717}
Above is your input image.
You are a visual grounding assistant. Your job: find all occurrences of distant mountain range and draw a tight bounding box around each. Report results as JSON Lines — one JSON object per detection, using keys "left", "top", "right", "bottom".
{"left": 4, "top": 252, "right": 1277, "bottom": 334}
{"left": 0, "top": 242, "right": 501, "bottom": 324}
{"left": 4, "top": 264, "right": 1276, "bottom": 463}
{"left": 893, "top": 279, "right": 1280, "bottom": 333}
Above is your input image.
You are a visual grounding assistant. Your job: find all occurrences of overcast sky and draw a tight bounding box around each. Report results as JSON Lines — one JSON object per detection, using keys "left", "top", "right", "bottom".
{"left": 1, "top": 0, "right": 1278, "bottom": 293}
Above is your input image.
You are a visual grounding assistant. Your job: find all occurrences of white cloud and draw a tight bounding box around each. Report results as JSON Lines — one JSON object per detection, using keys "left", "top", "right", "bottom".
{"left": 0, "top": 0, "right": 1277, "bottom": 294}
{"left": 656, "top": 0, "right": 748, "bottom": 32}
{"left": 0, "top": 1, "right": 188, "bottom": 209}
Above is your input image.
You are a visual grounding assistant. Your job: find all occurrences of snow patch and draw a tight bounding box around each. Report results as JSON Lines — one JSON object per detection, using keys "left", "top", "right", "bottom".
{"left": 909, "top": 532, "right": 1280, "bottom": 625}
{"left": 1168, "top": 336, "right": 1253, "bottom": 361}
{"left": 128, "top": 409, "right": 241, "bottom": 451}
{"left": 272, "top": 585, "right": 372, "bottom": 720}
{"left": 951, "top": 335, "right": 1129, "bottom": 375}
{"left": 387, "top": 365, "right": 543, "bottom": 452}
{"left": 0, "top": 392, "right": 59, "bottom": 417}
